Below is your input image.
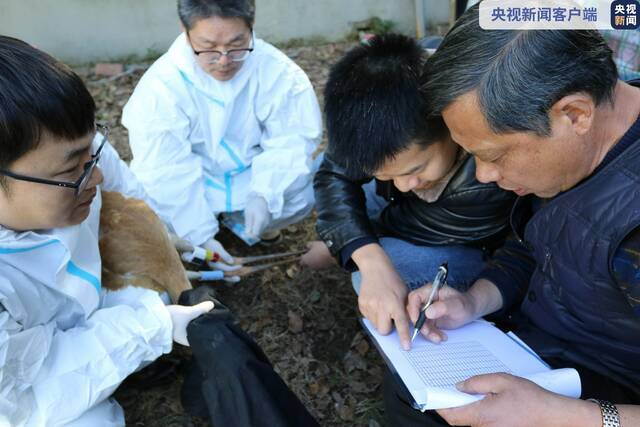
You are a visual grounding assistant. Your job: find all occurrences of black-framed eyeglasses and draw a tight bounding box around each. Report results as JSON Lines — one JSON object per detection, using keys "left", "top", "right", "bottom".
{"left": 188, "top": 30, "right": 254, "bottom": 64}
{"left": 0, "top": 124, "right": 109, "bottom": 197}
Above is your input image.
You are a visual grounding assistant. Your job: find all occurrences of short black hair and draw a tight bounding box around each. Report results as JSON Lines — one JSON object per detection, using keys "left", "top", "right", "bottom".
{"left": 0, "top": 36, "right": 96, "bottom": 183}
{"left": 178, "top": 0, "right": 254, "bottom": 31}
{"left": 421, "top": 4, "right": 618, "bottom": 136}
{"left": 324, "top": 33, "right": 449, "bottom": 178}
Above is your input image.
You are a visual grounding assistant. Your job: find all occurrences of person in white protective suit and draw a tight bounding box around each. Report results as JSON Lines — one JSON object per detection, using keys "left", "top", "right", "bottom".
{"left": 122, "top": 0, "right": 322, "bottom": 261}
{"left": 0, "top": 37, "right": 318, "bottom": 427}
{"left": 0, "top": 36, "right": 213, "bottom": 427}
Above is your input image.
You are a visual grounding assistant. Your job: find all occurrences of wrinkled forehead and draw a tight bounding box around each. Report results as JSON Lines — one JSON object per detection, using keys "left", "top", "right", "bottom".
{"left": 441, "top": 91, "right": 502, "bottom": 152}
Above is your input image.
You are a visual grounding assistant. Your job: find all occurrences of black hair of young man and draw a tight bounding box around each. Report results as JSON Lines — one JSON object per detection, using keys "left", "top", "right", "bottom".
{"left": 0, "top": 36, "right": 96, "bottom": 182}
{"left": 324, "top": 33, "right": 449, "bottom": 179}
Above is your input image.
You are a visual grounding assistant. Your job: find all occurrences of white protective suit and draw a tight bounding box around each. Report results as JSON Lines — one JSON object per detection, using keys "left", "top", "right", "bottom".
{"left": 0, "top": 135, "right": 173, "bottom": 427}
{"left": 122, "top": 32, "right": 322, "bottom": 246}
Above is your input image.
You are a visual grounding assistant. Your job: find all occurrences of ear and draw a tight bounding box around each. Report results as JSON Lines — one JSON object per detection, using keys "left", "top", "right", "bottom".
{"left": 179, "top": 19, "right": 186, "bottom": 33}
{"left": 550, "top": 93, "right": 595, "bottom": 136}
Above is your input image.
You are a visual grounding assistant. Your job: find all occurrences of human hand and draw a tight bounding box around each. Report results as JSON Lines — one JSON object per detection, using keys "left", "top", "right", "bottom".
{"left": 406, "top": 283, "right": 477, "bottom": 343}
{"left": 203, "top": 238, "right": 234, "bottom": 264}
{"left": 407, "top": 278, "right": 504, "bottom": 343}
{"left": 353, "top": 243, "right": 411, "bottom": 350}
{"left": 300, "top": 240, "right": 336, "bottom": 270}
{"left": 244, "top": 196, "right": 271, "bottom": 239}
{"left": 203, "top": 238, "right": 240, "bottom": 283}
{"left": 437, "top": 373, "right": 599, "bottom": 427}
{"left": 166, "top": 301, "right": 215, "bottom": 346}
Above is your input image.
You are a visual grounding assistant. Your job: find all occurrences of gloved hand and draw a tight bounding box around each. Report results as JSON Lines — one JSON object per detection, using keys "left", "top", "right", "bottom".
{"left": 244, "top": 196, "right": 271, "bottom": 239}
{"left": 166, "top": 301, "right": 215, "bottom": 346}
{"left": 203, "top": 238, "right": 234, "bottom": 264}
{"left": 203, "top": 238, "right": 241, "bottom": 283}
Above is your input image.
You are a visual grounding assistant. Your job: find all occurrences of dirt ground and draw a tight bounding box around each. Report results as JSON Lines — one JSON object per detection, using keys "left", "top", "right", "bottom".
{"left": 80, "top": 41, "right": 391, "bottom": 426}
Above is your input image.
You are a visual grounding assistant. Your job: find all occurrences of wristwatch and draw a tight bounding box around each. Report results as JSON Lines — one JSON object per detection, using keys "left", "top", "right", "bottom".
{"left": 588, "top": 399, "right": 620, "bottom": 427}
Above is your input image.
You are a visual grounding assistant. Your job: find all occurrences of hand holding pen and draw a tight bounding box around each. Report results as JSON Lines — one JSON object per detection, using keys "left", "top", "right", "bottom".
{"left": 410, "top": 262, "right": 448, "bottom": 342}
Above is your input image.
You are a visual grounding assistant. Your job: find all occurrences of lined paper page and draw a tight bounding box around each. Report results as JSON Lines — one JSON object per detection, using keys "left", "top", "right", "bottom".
{"left": 362, "top": 319, "right": 580, "bottom": 410}
{"left": 404, "top": 341, "right": 511, "bottom": 387}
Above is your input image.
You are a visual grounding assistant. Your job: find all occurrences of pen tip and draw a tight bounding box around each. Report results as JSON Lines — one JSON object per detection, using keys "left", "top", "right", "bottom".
{"left": 411, "top": 329, "right": 418, "bottom": 342}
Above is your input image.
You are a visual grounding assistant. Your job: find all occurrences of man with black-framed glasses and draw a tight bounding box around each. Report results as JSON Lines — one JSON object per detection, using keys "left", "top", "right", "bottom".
{"left": 0, "top": 123, "right": 108, "bottom": 198}
{"left": 0, "top": 35, "right": 182, "bottom": 426}
{"left": 122, "top": 0, "right": 322, "bottom": 264}
{"left": 0, "top": 35, "right": 319, "bottom": 427}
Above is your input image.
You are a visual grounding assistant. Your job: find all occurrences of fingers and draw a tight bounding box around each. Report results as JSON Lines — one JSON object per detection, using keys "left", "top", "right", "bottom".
{"left": 437, "top": 401, "right": 483, "bottom": 426}
{"left": 407, "top": 295, "right": 450, "bottom": 344}
{"left": 167, "top": 301, "right": 215, "bottom": 347}
{"left": 420, "top": 320, "right": 448, "bottom": 343}
{"left": 393, "top": 309, "right": 411, "bottom": 350}
{"left": 216, "top": 246, "right": 234, "bottom": 264}
{"left": 424, "top": 299, "right": 449, "bottom": 320}
{"left": 362, "top": 299, "right": 411, "bottom": 350}
{"left": 208, "top": 261, "right": 241, "bottom": 272}
{"left": 407, "top": 284, "right": 433, "bottom": 323}
{"left": 406, "top": 284, "right": 446, "bottom": 343}
{"left": 207, "top": 262, "right": 241, "bottom": 283}
{"left": 204, "top": 239, "right": 235, "bottom": 264}
{"left": 437, "top": 374, "right": 514, "bottom": 426}
{"left": 455, "top": 373, "right": 512, "bottom": 395}
{"left": 190, "top": 300, "right": 215, "bottom": 318}
{"left": 374, "top": 313, "right": 393, "bottom": 336}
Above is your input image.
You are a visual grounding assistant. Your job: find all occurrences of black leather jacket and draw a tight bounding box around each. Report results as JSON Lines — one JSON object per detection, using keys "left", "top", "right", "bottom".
{"left": 314, "top": 153, "right": 516, "bottom": 258}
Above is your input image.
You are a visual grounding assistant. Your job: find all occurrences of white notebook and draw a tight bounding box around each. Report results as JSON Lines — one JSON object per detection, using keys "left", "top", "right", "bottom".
{"left": 362, "top": 319, "right": 581, "bottom": 410}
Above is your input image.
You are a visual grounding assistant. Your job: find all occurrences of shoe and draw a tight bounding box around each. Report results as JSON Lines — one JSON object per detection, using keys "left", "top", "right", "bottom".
{"left": 259, "top": 230, "right": 282, "bottom": 245}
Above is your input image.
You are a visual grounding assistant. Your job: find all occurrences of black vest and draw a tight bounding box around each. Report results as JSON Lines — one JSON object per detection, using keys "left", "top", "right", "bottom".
{"left": 519, "top": 137, "right": 640, "bottom": 393}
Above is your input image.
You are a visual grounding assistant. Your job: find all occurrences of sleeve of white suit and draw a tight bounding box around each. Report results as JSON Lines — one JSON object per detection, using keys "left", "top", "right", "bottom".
{"left": 0, "top": 280, "right": 172, "bottom": 427}
{"left": 122, "top": 83, "right": 218, "bottom": 246}
{"left": 250, "top": 65, "right": 322, "bottom": 219}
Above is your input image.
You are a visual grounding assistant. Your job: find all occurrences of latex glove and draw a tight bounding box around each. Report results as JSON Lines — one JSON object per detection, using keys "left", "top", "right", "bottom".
{"left": 166, "top": 301, "right": 215, "bottom": 346}
{"left": 203, "top": 238, "right": 241, "bottom": 283}
{"left": 244, "top": 196, "right": 271, "bottom": 239}
{"left": 203, "top": 238, "right": 234, "bottom": 264}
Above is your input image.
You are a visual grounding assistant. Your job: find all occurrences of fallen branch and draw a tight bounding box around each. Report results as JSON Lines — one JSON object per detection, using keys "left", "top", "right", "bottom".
{"left": 88, "top": 64, "right": 148, "bottom": 86}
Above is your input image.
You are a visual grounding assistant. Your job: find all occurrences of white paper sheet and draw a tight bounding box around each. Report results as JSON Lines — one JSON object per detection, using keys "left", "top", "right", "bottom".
{"left": 362, "top": 319, "right": 581, "bottom": 410}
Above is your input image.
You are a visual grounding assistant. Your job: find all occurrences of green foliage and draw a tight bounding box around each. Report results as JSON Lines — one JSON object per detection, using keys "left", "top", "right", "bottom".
{"left": 345, "top": 16, "right": 396, "bottom": 42}
{"left": 274, "top": 36, "right": 330, "bottom": 50}
{"left": 365, "top": 16, "right": 395, "bottom": 35}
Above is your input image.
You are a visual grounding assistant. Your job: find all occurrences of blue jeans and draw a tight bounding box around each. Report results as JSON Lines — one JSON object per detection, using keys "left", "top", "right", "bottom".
{"left": 351, "top": 181, "right": 486, "bottom": 294}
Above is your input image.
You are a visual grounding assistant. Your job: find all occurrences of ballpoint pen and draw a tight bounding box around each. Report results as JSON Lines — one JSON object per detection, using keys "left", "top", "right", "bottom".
{"left": 411, "top": 262, "right": 448, "bottom": 342}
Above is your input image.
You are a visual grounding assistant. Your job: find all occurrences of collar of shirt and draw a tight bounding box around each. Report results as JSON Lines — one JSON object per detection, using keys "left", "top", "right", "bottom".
{"left": 412, "top": 151, "right": 469, "bottom": 203}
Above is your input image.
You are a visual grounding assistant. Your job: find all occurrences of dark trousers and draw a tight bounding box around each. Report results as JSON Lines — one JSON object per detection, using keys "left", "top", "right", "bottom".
{"left": 179, "top": 286, "right": 319, "bottom": 427}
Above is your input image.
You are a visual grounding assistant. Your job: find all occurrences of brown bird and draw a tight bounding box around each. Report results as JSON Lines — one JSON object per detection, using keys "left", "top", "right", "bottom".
{"left": 99, "top": 191, "right": 191, "bottom": 302}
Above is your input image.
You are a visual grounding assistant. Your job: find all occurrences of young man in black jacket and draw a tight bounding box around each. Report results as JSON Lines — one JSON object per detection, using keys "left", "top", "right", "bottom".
{"left": 306, "top": 34, "right": 515, "bottom": 350}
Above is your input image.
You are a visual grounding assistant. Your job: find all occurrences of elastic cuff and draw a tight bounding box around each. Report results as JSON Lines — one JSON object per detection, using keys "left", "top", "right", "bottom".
{"left": 340, "top": 237, "right": 379, "bottom": 271}
{"left": 476, "top": 269, "right": 523, "bottom": 317}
